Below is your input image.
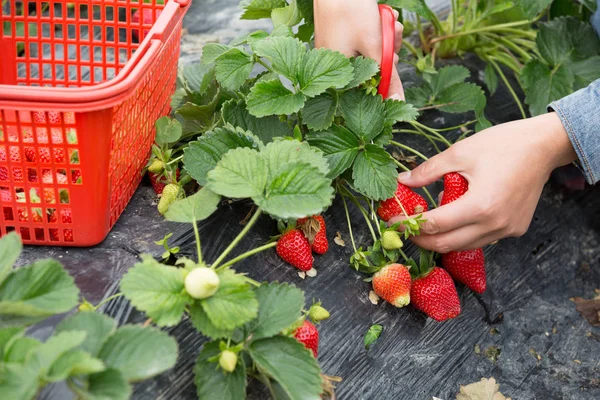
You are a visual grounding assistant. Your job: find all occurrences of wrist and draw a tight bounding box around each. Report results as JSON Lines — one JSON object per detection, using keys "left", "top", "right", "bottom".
{"left": 541, "top": 112, "right": 578, "bottom": 169}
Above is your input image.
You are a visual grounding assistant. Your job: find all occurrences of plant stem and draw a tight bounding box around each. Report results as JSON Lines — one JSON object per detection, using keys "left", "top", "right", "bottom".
{"left": 410, "top": 121, "right": 452, "bottom": 147}
{"left": 216, "top": 242, "right": 278, "bottom": 271}
{"left": 192, "top": 219, "right": 203, "bottom": 264}
{"left": 244, "top": 276, "right": 261, "bottom": 287}
{"left": 429, "top": 20, "right": 532, "bottom": 45}
{"left": 390, "top": 140, "right": 429, "bottom": 162}
{"left": 488, "top": 58, "right": 527, "bottom": 119}
{"left": 398, "top": 248, "right": 410, "bottom": 263}
{"left": 255, "top": 57, "right": 274, "bottom": 73}
{"left": 416, "top": 16, "right": 428, "bottom": 52}
{"left": 339, "top": 186, "right": 378, "bottom": 242}
{"left": 436, "top": 120, "right": 477, "bottom": 132}
{"left": 211, "top": 208, "right": 263, "bottom": 269}
{"left": 402, "top": 40, "right": 419, "bottom": 57}
{"left": 167, "top": 155, "right": 183, "bottom": 166}
{"left": 93, "top": 293, "right": 123, "bottom": 310}
{"left": 340, "top": 191, "right": 358, "bottom": 252}
{"left": 417, "top": 102, "right": 459, "bottom": 111}
{"left": 393, "top": 160, "right": 438, "bottom": 208}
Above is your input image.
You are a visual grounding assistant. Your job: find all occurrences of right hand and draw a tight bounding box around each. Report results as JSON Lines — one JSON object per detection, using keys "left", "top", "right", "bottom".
{"left": 313, "top": 0, "right": 405, "bottom": 100}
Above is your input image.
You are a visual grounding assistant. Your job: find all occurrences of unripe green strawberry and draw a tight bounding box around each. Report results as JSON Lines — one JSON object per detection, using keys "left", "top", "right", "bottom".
{"left": 158, "top": 184, "right": 181, "bottom": 215}
{"left": 219, "top": 350, "right": 238, "bottom": 373}
{"left": 382, "top": 231, "right": 403, "bottom": 250}
{"left": 372, "top": 263, "right": 411, "bottom": 308}
{"left": 184, "top": 267, "right": 220, "bottom": 299}
{"left": 78, "top": 300, "right": 94, "bottom": 312}
{"left": 308, "top": 304, "right": 330, "bottom": 322}
{"left": 148, "top": 159, "right": 165, "bottom": 174}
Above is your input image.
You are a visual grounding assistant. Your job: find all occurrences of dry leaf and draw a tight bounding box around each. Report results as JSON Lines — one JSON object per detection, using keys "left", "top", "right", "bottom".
{"left": 298, "top": 271, "right": 306, "bottom": 279}
{"left": 306, "top": 268, "right": 317, "bottom": 278}
{"left": 572, "top": 296, "right": 600, "bottom": 326}
{"left": 456, "top": 377, "right": 511, "bottom": 400}
{"left": 298, "top": 216, "right": 321, "bottom": 244}
{"left": 334, "top": 232, "right": 345, "bottom": 247}
{"left": 368, "top": 290, "right": 380, "bottom": 305}
{"left": 483, "top": 346, "right": 501, "bottom": 363}
{"left": 474, "top": 344, "right": 481, "bottom": 354}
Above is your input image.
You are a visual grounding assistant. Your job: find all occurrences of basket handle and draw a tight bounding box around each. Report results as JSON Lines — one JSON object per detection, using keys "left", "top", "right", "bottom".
{"left": 377, "top": 4, "right": 396, "bottom": 99}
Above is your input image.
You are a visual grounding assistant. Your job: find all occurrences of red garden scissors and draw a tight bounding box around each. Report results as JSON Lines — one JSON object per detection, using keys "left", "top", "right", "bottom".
{"left": 377, "top": 4, "right": 396, "bottom": 99}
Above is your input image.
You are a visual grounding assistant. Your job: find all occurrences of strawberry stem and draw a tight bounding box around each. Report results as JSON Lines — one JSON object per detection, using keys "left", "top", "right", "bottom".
{"left": 338, "top": 185, "right": 378, "bottom": 241}
{"left": 409, "top": 121, "right": 452, "bottom": 147}
{"left": 340, "top": 189, "right": 358, "bottom": 253}
{"left": 192, "top": 219, "right": 203, "bottom": 264}
{"left": 166, "top": 155, "right": 183, "bottom": 166}
{"left": 487, "top": 57, "right": 527, "bottom": 119}
{"left": 392, "top": 160, "right": 438, "bottom": 208}
{"left": 393, "top": 129, "right": 443, "bottom": 153}
{"left": 211, "top": 208, "right": 263, "bottom": 269}
{"left": 92, "top": 293, "right": 123, "bottom": 311}
{"left": 215, "top": 242, "right": 278, "bottom": 272}
{"left": 390, "top": 140, "right": 429, "bottom": 161}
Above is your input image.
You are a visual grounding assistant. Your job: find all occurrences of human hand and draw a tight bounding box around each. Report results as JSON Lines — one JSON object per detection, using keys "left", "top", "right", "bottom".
{"left": 313, "top": 0, "right": 405, "bottom": 99}
{"left": 389, "top": 112, "right": 578, "bottom": 252}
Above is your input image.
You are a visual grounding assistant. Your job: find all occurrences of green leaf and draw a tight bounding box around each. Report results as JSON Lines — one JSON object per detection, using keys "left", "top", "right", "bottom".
{"left": 339, "top": 90, "right": 385, "bottom": 141}
{"left": 231, "top": 30, "right": 270, "bottom": 46}
{"left": 0, "top": 232, "right": 22, "bottom": 285}
{"left": 571, "top": 56, "right": 600, "bottom": 89}
{"left": 404, "top": 86, "right": 431, "bottom": 108}
{"left": 272, "top": 0, "right": 302, "bottom": 27}
{"left": 28, "top": 331, "right": 86, "bottom": 375}
{"left": 120, "top": 257, "right": 191, "bottom": 327}
{"left": 214, "top": 48, "right": 254, "bottom": 91}
{"left": 98, "top": 325, "right": 178, "bottom": 381}
{"left": 4, "top": 337, "right": 40, "bottom": 363}
{"left": 352, "top": 145, "right": 397, "bottom": 201}
{"left": 181, "top": 63, "right": 216, "bottom": 95}
{"left": 429, "top": 66, "right": 470, "bottom": 96}
{"left": 384, "top": 100, "right": 419, "bottom": 127}
{"left": 253, "top": 36, "right": 306, "bottom": 81}
{"left": 296, "top": 0, "right": 314, "bottom": 23}
{"left": 379, "top": 0, "right": 432, "bottom": 18}
{"left": 0, "top": 363, "right": 38, "bottom": 400}
{"left": 55, "top": 312, "right": 116, "bottom": 357}
{"left": 75, "top": 369, "right": 131, "bottom": 400}
{"left": 195, "top": 341, "right": 246, "bottom": 400}
{"left": 246, "top": 283, "right": 304, "bottom": 340}
{"left": 206, "top": 147, "right": 268, "bottom": 199}
{"left": 436, "top": 82, "right": 486, "bottom": 114}
{"left": 188, "top": 303, "right": 233, "bottom": 340}
{"left": 247, "top": 79, "right": 307, "bottom": 117}
{"left": 298, "top": 48, "right": 354, "bottom": 97}
{"left": 248, "top": 336, "right": 323, "bottom": 400}
{"left": 345, "top": 56, "right": 380, "bottom": 90}
{"left": 222, "top": 99, "right": 290, "bottom": 143}
{"left": 306, "top": 125, "right": 361, "bottom": 179}
{"left": 261, "top": 140, "right": 330, "bottom": 179}
{"left": 484, "top": 63, "right": 498, "bottom": 95}
{"left": 201, "top": 269, "right": 258, "bottom": 331}
{"left": 271, "top": 24, "right": 294, "bottom": 37}
{"left": 521, "top": 60, "right": 573, "bottom": 116}
{"left": 165, "top": 187, "right": 221, "bottom": 224}
{"left": 519, "top": 0, "right": 553, "bottom": 19}
{"left": 201, "top": 44, "right": 234, "bottom": 65}
{"left": 296, "top": 23, "right": 314, "bottom": 42}
{"left": 536, "top": 17, "right": 600, "bottom": 66}
{"left": 0, "top": 327, "right": 24, "bottom": 359}
{"left": 256, "top": 162, "right": 335, "bottom": 219}
{"left": 183, "top": 125, "right": 263, "bottom": 186}
{"left": 364, "top": 324, "right": 383, "bottom": 350}
{"left": 155, "top": 117, "right": 183, "bottom": 146}
{"left": 241, "top": 0, "right": 286, "bottom": 19}
{"left": 46, "top": 350, "right": 105, "bottom": 382}
{"left": 0, "top": 259, "right": 79, "bottom": 328}
{"left": 302, "top": 91, "right": 338, "bottom": 131}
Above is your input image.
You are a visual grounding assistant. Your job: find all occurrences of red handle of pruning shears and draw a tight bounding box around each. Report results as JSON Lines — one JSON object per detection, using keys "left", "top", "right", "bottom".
{"left": 377, "top": 4, "right": 396, "bottom": 99}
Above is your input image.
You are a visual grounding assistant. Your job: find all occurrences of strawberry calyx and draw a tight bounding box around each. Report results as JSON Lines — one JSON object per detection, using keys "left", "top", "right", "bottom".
{"left": 408, "top": 249, "right": 437, "bottom": 280}
{"left": 297, "top": 216, "right": 321, "bottom": 244}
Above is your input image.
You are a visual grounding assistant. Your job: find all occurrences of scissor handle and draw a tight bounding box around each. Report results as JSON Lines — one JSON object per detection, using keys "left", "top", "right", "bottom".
{"left": 377, "top": 4, "right": 396, "bottom": 99}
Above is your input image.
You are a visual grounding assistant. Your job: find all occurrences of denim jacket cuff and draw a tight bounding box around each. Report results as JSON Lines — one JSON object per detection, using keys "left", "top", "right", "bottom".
{"left": 548, "top": 79, "right": 600, "bottom": 185}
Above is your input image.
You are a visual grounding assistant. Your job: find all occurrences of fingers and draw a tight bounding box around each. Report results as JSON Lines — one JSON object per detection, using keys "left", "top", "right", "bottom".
{"left": 394, "top": 21, "right": 403, "bottom": 54}
{"left": 410, "top": 224, "right": 501, "bottom": 253}
{"left": 397, "top": 150, "right": 459, "bottom": 187}
{"left": 388, "top": 60, "right": 405, "bottom": 100}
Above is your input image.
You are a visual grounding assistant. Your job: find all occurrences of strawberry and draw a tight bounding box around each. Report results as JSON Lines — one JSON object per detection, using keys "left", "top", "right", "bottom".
{"left": 132, "top": 9, "right": 161, "bottom": 40}
{"left": 61, "top": 209, "right": 72, "bottom": 224}
{"left": 372, "top": 263, "right": 411, "bottom": 307}
{"left": 377, "top": 182, "right": 429, "bottom": 221}
{"left": 293, "top": 320, "right": 319, "bottom": 357}
{"left": 49, "top": 228, "right": 60, "bottom": 241}
{"left": 411, "top": 267, "right": 461, "bottom": 322}
{"left": 34, "top": 111, "right": 62, "bottom": 125}
{"left": 276, "top": 229, "right": 314, "bottom": 271}
{"left": 441, "top": 249, "right": 486, "bottom": 294}
{"left": 12, "top": 168, "right": 23, "bottom": 182}
{"left": 64, "top": 229, "right": 74, "bottom": 242}
{"left": 157, "top": 183, "right": 181, "bottom": 215}
{"left": 381, "top": 230, "right": 403, "bottom": 250}
{"left": 71, "top": 170, "right": 82, "bottom": 184}
{"left": 0, "top": 167, "right": 7, "bottom": 182}
{"left": 149, "top": 169, "right": 180, "bottom": 195}
{"left": 28, "top": 169, "right": 37, "bottom": 183}
{"left": 297, "top": 215, "right": 328, "bottom": 255}
{"left": 43, "top": 189, "right": 55, "bottom": 204}
{"left": 24, "top": 147, "right": 36, "bottom": 162}
{"left": 441, "top": 173, "right": 468, "bottom": 205}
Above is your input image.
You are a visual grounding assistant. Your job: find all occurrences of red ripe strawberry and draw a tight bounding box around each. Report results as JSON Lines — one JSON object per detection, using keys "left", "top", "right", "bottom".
{"left": 24, "top": 147, "right": 36, "bottom": 162}
{"left": 64, "top": 112, "right": 75, "bottom": 124}
{"left": 48, "top": 112, "right": 61, "bottom": 124}
{"left": 149, "top": 169, "right": 180, "bottom": 195}
{"left": 49, "top": 229, "right": 60, "bottom": 241}
{"left": 1, "top": 188, "right": 12, "bottom": 202}
{"left": 276, "top": 229, "right": 313, "bottom": 271}
{"left": 51, "top": 128, "right": 63, "bottom": 144}
{"left": 53, "top": 148, "right": 65, "bottom": 163}
{"left": 441, "top": 249, "right": 486, "bottom": 294}
{"left": 71, "top": 170, "right": 82, "bottom": 184}
{"left": 27, "top": 169, "right": 37, "bottom": 183}
{"left": 48, "top": 209, "right": 57, "bottom": 223}
{"left": 441, "top": 173, "right": 468, "bottom": 205}
{"left": 294, "top": 320, "right": 319, "bottom": 357}
{"left": 32, "top": 209, "right": 43, "bottom": 223}
{"left": 64, "top": 229, "right": 74, "bottom": 242}
{"left": 9, "top": 147, "right": 20, "bottom": 162}
{"left": 20, "top": 228, "right": 31, "bottom": 241}
{"left": 297, "top": 215, "right": 328, "bottom": 255}
{"left": 17, "top": 208, "right": 28, "bottom": 222}
{"left": 61, "top": 209, "right": 72, "bottom": 224}
{"left": 377, "top": 182, "right": 429, "bottom": 221}
{"left": 12, "top": 168, "right": 23, "bottom": 182}
{"left": 372, "top": 263, "right": 412, "bottom": 307}
{"left": 33, "top": 111, "right": 46, "bottom": 124}
{"left": 411, "top": 267, "right": 461, "bottom": 322}
{"left": 0, "top": 167, "right": 8, "bottom": 182}
{"left": 44, "top": 189, "right": 56, "bottom": 204}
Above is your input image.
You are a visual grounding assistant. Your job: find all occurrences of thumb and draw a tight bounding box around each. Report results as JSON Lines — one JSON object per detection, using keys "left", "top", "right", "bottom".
{"left": 388, "top": 56, "right": 405, "bottom": 100}
{"left": 397, "top": 151, "right": 455, "bottom": 187}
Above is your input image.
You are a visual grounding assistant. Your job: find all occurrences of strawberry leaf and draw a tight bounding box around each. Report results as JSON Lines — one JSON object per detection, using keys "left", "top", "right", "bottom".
{"left": 428, "top": 65, "right": 470, "bottom": 96}
{"left": 352, "top": 145, "right": 397, "bottom": 201}
{"left": 345, "top": 56, "right": 379, "bottom": 90}
{"left": 0, "top": 232, "right": 22, "bottom": 285}
{"left": 435, "top": 82, "right": 490, "bottom": 131}
{"left": 241, "top": 0, "right": 287, "bottom": 19}
{"left": 214, "top": 48, "right": 255, "bottom": 91}
{"left": 26, "top": 331, "right": 86, "bottom": 376}
{"left": 72, "top": 369, "right": 131, "bottom": 400}
{"left": 120, "top": 257, "right": 192, "bottom": 327}
{"left": 384, "top": 100, "right": 419, "bottom": 127}
{"left": 155, "top": 117, "right": 182, "bottom": 146}
{"left": 0, "top": 326, "right": 25, "bottom": 359}
{"left": 245, "top": 283, "right": 305, "bottom": 341}
{"left": 520, "top": 60, "right": 573, "bottom": 116}
{"left": 165, "top": 187, "right": 221, "bottom": 224}
{"left": 195, "top": 341, "right": 246, "bottom": 400}
{"left": 201, "top": 44, "right": 235, "bottom": 65}
{"left": 200, "top": 269, "right": 258, "bottom": 331}
{"left": 519, "top": 0, "right": 553, "bottom": 19}
{"left": 0, "top": 363, "right": 38, "bottom": 400}
{"left": 183, "top": 125, "right": 263, "bottom": 186}
{"left": 404, "top": 85, "right": 431, "bottom": 108}
{"left": 46, "top": 350, "right": 105, "bottom": 382}
{"left": 261, "top": 139, "right": 330, "bottom": 178}
{"left": 189, "top": 303, "right": 233, "bottom": 339}
{"left": 4, "top": 336, "right": 40, "bottom": 363}
{"left": 271, "top": 0, "right": 302, "bottom": 27}
{"left": 181, "top": 63, "right": 216, "bottom": 95}
{"left": 364, "top": 324, "right": 383, "bottom": 350}
{"left": 298, "top": 48, "right": 354, "bottom": 97}
{"left": 296, "top": 0, "right": 314, "bottom": 23}
{"left": 571, "top": 56, "right": 600, "bottom": 89}
{"left": 379, "top": 0, "right": 433, "bottom": 18}
{"left": 0, "top": 259, "right": 79, "bottom": 328}
{"left": 306, "top": 125, "right": 361, "bottom": 179}
{"left": 483, "top": 63, "right": 498, "bottom": 96}
{"left": 302, "top": 90, "right": 338, "bottom": 131}
{"left": 222, "top": 99, "right": 291, "bottom": 143}
{"left": 252, "top": 36, "right": 306, "bottom": 82}
{"left": 537, "top": 17, "right": 600, "bottom": 66}
{"left": 248, "top": 336, "right": 323, "bottom": 400}
{"left": 247, "top": 79, "right": 307, "bottom": 117}
{"left": 55, "top": 312, "right": 116, "bottom": 356}
{"left": 97, "top": 325, "right": 178, "bottom": 381}
{"left": 206, "top": 147, "right": 268, "bottom": 199}
{"left": 339, "top": 90, "right": 385, "bottom": 142}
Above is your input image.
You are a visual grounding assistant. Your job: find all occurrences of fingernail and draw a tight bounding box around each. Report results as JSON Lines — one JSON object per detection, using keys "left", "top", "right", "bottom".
{"left": 397, "top": 171, "right": 411, "bottom": 182}
{"left": 389, "top": 94, "right": 404, "bottom": 101}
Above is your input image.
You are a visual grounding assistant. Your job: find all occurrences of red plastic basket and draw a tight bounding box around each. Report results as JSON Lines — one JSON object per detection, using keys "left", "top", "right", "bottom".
{"left": 0, "top": 0, "right": 189, "bottom": 246}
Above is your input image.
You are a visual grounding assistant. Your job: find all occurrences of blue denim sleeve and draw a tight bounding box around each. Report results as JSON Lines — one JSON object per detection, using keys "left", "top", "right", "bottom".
{"left": 548, "top": 79, "right": 600, "bottom": 184}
